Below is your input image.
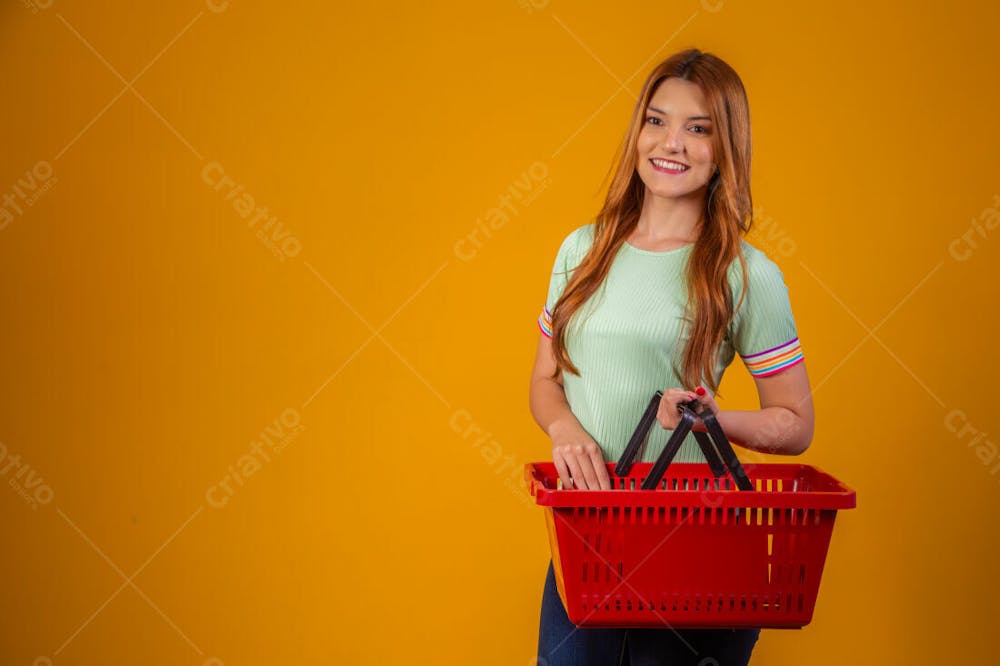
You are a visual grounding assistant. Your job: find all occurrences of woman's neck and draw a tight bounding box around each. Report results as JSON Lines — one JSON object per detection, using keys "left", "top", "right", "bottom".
{"left": 632, "top": 191, "right": 705, "bottom": 245}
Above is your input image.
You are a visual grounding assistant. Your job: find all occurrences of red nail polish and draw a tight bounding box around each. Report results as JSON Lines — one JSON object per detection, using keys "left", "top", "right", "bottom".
{"left": 695, "top": 386, "right": 706, "bottom": 396}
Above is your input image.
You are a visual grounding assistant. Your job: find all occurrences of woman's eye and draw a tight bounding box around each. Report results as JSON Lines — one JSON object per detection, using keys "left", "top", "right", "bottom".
{"left": 645, "top": 117, "right": 707, "bottom": 134}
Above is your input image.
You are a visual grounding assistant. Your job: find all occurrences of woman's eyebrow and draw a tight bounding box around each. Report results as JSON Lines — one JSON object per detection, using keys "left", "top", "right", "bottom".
{"left": 646, "top": 105, "right": 712, "bottom": 121}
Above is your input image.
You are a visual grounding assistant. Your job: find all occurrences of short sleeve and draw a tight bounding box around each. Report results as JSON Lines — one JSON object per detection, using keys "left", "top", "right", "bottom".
{"left": 537, "top": 225, "right": 590, "bottom": 338}
{"left": 728, "top": 248, "right": 804, "bottom": 377}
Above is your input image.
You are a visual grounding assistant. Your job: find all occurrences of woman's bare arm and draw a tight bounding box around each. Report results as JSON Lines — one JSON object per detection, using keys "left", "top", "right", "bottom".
{"left": 529, "top": 332, "right": 611, "bottom": 490}
{"left": 675, "top": 364, "right": 813, "bottom": 455}
{"left": 712, "top": 362, "right": 814, "bottom": 455}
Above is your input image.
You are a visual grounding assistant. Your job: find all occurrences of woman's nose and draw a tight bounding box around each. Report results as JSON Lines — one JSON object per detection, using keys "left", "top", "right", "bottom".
{"left": 661, "top": 126, "right": 683, "bottom": 151}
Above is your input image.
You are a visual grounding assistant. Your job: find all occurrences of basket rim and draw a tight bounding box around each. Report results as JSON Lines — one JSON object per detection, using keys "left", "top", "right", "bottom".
{"left": 524, "top": 461, "right": 857, "bottom": 510}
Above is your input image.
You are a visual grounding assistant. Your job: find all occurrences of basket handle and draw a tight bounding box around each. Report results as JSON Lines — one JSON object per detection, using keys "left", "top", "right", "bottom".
{"left": 616, "top": 392, "right": 722, "bottom": 475}
{"left": 615, "top": 391, "right": 754, "bottom": 491}
{"left": 613, "top": 391, "right": 661, "bottom": 477}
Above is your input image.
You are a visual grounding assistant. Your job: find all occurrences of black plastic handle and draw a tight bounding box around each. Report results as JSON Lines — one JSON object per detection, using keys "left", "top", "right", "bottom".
{"left": 640, "top": 404, "right": 697, "bottom": 489}
{"left": 614, "top": 391, "right": 662, "bottom": 477}
{"left": 697, "top": 404, "right": 753, "bottom": 491}
{"left": 616, "top": 392, "right": 754, "bottom": 491}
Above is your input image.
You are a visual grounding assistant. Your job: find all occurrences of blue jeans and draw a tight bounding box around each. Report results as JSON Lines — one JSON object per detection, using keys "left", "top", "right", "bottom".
{"left": 536, "top": 559, "right": 761, "bottom": 666}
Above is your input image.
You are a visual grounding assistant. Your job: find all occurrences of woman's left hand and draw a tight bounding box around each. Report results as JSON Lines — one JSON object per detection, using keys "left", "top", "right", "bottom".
{"left": 687, "top": 386, "right": 720, "bottom": 432}
{"left": 655, "top": 385, "right": 720, "bottom": 431}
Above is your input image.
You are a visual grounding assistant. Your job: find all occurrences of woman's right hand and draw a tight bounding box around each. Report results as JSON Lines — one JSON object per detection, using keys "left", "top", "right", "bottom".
{"left": 549, "top": 419, "right": 612, "bottom": 490}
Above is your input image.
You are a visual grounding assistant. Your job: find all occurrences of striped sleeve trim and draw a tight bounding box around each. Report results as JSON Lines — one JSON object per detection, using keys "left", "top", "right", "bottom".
{"left": 741, "top": 337, "right": 804, "bottom": 377}
{"left": 537, "top": 306, "right": 553, "bottom": 338}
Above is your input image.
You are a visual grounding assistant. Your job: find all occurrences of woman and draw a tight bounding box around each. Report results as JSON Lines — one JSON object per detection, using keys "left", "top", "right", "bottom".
{"left": 529, "top": 48, "right": 814, "bottom": 665}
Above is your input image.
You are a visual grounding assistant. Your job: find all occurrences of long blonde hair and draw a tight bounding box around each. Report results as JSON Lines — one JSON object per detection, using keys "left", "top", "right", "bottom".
{"left": 549, "top": 48, "right": 754, "bottom": 395}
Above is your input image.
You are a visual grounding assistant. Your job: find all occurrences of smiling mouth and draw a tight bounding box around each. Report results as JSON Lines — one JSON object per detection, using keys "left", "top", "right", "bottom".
{"left": 650, "top": 158, "right": 689, "bottom": 173}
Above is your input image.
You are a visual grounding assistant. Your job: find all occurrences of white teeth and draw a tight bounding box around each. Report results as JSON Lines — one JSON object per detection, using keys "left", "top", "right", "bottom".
{"left": 651, "top": 158, "right": 688, "bottom": 171}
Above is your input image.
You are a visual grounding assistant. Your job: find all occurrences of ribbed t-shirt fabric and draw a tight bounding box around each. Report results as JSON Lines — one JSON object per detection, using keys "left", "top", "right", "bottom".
{"left": 537, "top": 223, "right": 804, "bottom": 464}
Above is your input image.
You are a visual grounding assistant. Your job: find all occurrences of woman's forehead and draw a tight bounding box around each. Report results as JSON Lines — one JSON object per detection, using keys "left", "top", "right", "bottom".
{"left": 648, "top": 78, "right": 710, "bottom": 117}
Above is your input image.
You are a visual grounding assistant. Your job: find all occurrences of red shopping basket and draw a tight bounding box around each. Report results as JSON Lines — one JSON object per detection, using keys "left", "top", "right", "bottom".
{"left": 525, "top": 392, "right": 856, "bottom": 629}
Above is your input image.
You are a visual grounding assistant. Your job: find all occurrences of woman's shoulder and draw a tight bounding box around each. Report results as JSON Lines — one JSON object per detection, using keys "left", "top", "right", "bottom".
{"left": 728, "top": 238, "right": 788, "bottom": 290}
{"left": 566, "top": 222, "right": 596, "bottom": 247}
{"left": 736, "top": 237, "right": 777, "bottom": 265}
{"left": 553, "top": 222, "right": 596, "bottom": 262}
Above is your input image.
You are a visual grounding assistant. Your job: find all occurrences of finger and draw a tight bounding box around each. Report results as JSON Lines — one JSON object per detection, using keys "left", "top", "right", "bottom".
{"left": 656, "top": 399, "right": 675, "bottom": 429}
{"left": 667, "top": 388, "right": 697, "bottom": 406}
{"left": 588, "top": 446, "right": 612, "bottom": 490}
{"left": 657, "top": 394, "right": 684, "bottom": 429}
{"left": 564, "top": 454, "right": 586, "bottom": 490}
{"left": 689, "top": 387, "right": 717, "bottom": 414}
{"left": 553, "top": 455, "right": 573, "bottom": 490}
{"left": 574, "top": 452, "right": 601, "bottom": 490}
{"left": 679, "top": 390, "right": 699, "bottom": 413}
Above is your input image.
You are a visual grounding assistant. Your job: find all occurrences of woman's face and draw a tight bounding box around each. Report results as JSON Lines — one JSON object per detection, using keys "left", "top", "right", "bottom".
{"left": 635, "top": 77, "right": 717, "bottom": 201}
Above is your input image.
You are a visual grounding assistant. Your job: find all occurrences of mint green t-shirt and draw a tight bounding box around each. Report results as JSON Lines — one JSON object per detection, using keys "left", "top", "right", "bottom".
{"left": 537, "top": 223, "right": 804, "bottom": 464}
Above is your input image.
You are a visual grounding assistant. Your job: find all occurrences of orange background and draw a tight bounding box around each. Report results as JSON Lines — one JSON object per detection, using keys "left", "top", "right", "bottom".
{"left": 1, "top": 1, "right": 998, "bottom": 664}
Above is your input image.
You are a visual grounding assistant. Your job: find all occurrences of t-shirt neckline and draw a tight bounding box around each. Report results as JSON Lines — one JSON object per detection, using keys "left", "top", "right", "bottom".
{"left": 623, "top": 240, "right": 695, "bottom": 256}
